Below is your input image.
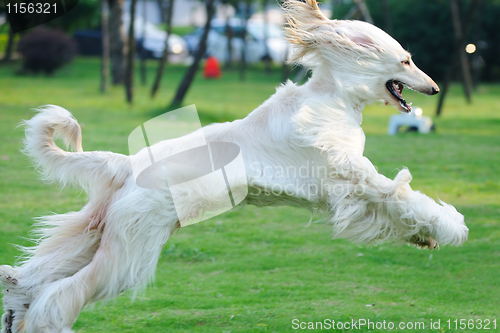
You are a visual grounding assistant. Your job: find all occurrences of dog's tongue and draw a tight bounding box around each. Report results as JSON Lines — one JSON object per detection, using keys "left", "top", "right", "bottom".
{"left": 393, "top": 82, "right": 404, "bottom": 97}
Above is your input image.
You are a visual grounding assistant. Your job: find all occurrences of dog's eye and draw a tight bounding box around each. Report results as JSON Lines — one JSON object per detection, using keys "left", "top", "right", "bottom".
{"left": 402, "top": 60, "right": 411, "bottom": 66}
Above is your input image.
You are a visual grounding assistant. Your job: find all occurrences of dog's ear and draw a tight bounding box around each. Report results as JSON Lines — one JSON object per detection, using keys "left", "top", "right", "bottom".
{"left": 330, "top": 24, "right": 381, "bottom": 51}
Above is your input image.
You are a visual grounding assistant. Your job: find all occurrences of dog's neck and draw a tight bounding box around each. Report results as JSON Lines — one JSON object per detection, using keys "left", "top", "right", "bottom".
{"left": 306, "top": 64, "right": 371, "bottom": 116}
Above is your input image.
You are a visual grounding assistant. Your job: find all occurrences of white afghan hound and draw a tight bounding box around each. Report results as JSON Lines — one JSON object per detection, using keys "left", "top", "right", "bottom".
{"left": 0, "top": 1, "right": 468, "bottom": 332}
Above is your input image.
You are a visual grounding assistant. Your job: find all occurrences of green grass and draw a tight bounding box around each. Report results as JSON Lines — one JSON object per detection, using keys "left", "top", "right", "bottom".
{"left": 0, "top": 58, "right": 499, "bottom": 332}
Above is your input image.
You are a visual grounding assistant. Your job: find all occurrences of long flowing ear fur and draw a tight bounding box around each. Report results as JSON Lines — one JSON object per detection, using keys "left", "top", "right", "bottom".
{"left": 282, "top": 0, "right": 329, "bottom": 61}
{"left": 282, "top": 0, "right": 382, "bottom": 64}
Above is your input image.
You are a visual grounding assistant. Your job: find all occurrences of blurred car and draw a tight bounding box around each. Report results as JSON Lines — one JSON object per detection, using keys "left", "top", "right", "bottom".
{"left": 73, "top": 29, "right": 102, "bottom": 56}
{"left": 183, "top": 18, "right": 289, "bottom": 63}
{"left": 74, "top": 16, "right": 188, "bottom": 61}
{"left": 122, "top": 14, "right": 188, "bottom": 60}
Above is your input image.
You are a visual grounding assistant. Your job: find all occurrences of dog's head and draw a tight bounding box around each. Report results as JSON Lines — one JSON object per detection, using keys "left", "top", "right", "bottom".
{"left": 283, "top": 0, "right": 439, "bottom": 113}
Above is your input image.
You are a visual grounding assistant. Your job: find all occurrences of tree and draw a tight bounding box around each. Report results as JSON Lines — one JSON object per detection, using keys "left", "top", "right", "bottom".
{"left": 169, "top": 0, "right": 216, "bottom": 109}
{"left": 436, "top": 0, "right": 482, "bottom": 116}
{"left": 221, "top": 0, "right": 238, "bottom": 69}
{"left": 450, "top": 0, "right": 473, "bottom": 103}
{"left": 151, "top": 0, "right": 175, "bottom": 98}
{"left": 280, "top": 23, "right": 291, "bottom": 83}
{"left": 125, "top": 0, "right": 139, "bottom": 103}
{"left": 380, "top": 0, "right": 393, "bottom": 36}
{"left": 239, "top": 0, "right": 252, "bottom": 81}
{"left": 100, "top": 0, "right": 110, "bottom": 93}
{"left": 342, "top": 0, "right": 373, "bottom": 23}
{"left": 280, "top": 43, "right": 291, "bottom": 83}
{"left": 1, "top": 28, "right": 15, "bottom": 63}
{"left": 276, "top": 0, "right": 291, "bottom": 83}
{"left": 140, "top": 0, "right": 148, "bottom": 86}
{"left": 262, "top": 0, "right": 272, "bottom": 74}
{"left": 108, "top": 0, "right": 125, "bottom": 85}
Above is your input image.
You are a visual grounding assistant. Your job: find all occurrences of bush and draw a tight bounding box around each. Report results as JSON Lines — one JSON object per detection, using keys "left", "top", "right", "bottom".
{"left": 17, "top": 28, "right": 77, "bottom": 75}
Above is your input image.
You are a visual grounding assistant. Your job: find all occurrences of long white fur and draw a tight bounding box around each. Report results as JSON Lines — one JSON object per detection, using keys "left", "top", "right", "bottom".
{"left": 1, "top": 1, "right": 468, "bottom": 332}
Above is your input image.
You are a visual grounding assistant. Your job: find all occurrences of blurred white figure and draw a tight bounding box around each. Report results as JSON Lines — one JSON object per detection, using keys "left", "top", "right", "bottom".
{"left": 388, "top": 107, "right": 433, "bottom": 135}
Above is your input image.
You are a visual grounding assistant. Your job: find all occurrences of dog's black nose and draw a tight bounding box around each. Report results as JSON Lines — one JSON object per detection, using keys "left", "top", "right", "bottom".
{"left": 431, "top": 86, "right": 440, "bottom": 95}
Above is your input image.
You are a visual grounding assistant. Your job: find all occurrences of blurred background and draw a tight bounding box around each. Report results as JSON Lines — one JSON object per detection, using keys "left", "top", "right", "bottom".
{"left": 0, "top": 1, "right": 499, "bottom": 332}
{"left": 1, "top": 0, "right": 500, "bottom": 107}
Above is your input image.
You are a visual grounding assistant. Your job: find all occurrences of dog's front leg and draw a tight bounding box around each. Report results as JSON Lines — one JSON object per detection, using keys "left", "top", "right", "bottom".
{"left": 328, "top": 154, "right": 468, "bottom": 247}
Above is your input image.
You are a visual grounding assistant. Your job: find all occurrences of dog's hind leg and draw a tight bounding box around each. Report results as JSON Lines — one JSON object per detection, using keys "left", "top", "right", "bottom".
{"left": 1, "top": 211, "right": 103, "bottom": 333}
{"left": 0, "top": 265, "right": 25, "bottom": 333}
{"left": 23, "top": 191, "right": 178, "bottom": 333}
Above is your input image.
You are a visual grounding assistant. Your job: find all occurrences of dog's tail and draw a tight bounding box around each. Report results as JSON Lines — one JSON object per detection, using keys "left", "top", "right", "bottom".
{"left": 22, "top": 105, "right": 131, "bottom": 195}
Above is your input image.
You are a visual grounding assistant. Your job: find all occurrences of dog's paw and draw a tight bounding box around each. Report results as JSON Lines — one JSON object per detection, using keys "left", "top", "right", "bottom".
{"left": 0, "top": 266, "right": 18, "bottom": 287}
{"left": 409, "top": 236, "right": 439, "bottom": 250}
{"left": 394, "top": 168, "right": 412, "bottom": 184}
{"left": 1, "top": 310, "right": 13, "bottom": 333}
{"left": 426, "top": 237, "right": 440, "bottom": 250}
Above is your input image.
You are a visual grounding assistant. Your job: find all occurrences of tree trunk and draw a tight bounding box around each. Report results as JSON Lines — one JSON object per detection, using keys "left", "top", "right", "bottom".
{"left": 239, "top": 1, "right": 251, "bottom": 81}
{"left": 450, "top": 0, "right": 472, "bottom": 103}
{"left": 436, "top": 0, "right": 481, "bottom": 116}
{"left": 224, "top": 5, "right": 233, "bottom": 70}
{"left": 125, "top": 0, "right": 138, "bottom": 104}
{"left": 381, "top": 0, "right": 393, "bottom": 36}
{"left": 108, "top": 0, "right": 125, "bottom": 85}
{"left": 471, "top": 0, "right": 484, "bottom": 89}
{"left": 435, "top": 60, "right": 456, "bottom": 117}
{"left": 151, "top": 0, "right": 175, "bottom": 98}
{"left": 156, "top": 0, "right": 165, "bottom": 22}
{"left": 100, "top": 0, "right": 110, "bottom": 93}
{"left": 262, "top": 0, "right": 271, "bottom": 74}
{"left": 352, "top": 0, "right": 373, "bottom": 24}
{"left": 343, "top": 6, "right": 360, "bottom": 20}
{"left": 280, "top": 41, "right": 290, "bottom": 84}
{"left": 139, "top": 0, "right": 147, "bottom": 86}
{"left": 169, "top": 0, "right": 215, "bottom": 109}
{"left": 1, "top": 28, "right": 14, "bottom": 62}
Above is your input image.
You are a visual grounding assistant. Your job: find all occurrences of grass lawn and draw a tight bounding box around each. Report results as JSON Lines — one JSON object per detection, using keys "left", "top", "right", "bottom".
{"left": 0, "top": 58, "right": 499, "bottom": 332}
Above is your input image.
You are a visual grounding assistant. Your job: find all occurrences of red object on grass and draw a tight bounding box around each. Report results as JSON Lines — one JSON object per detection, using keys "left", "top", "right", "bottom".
{"left": 203, "top": 56, "right": 221, "bottom": 79}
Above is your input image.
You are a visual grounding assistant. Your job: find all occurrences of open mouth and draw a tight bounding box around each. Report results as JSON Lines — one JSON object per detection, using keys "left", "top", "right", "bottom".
{"left": 386, "top": 80, "right": 412, "bottom": 113}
